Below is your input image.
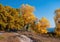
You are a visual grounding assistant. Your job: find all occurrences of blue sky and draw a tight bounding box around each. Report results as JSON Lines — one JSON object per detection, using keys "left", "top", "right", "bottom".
{"left": 0, "top": 0, "right": 60, "bottom": 27}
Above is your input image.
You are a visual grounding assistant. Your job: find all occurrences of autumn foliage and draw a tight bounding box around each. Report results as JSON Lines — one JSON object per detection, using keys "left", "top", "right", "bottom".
{"left": 21, "top": 4, "right": 36, "bottom": 25}
{"left": 0, "top": 4, "right": 24, "bottom": 31}
{"left": 54, "top": 9, "right": 60, "bottom": 36}
{"left": 39, "top": 17, "right": 50, "bottom": 33}
{"left": 0, "top": 4, "right": 50, "bottom": 34}
{"left": 31, "top": 17, "right": 50, "bottom": 34}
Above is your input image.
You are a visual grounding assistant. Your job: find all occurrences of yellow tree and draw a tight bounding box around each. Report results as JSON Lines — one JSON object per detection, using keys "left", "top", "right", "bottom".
{"left": 39, "top": 17, "right": 50, "bottom": 33}
{"left": 54, "top": 9, "right": 60, "bottom": 36}
{"left": 20, "top": 4, "right": 36, "bottom": 31}
{"left": 5, "top": 6, "right": 24, "bottom": 31}
{"left": 0, "top": 4, "right": 7, "bottom": 30}
{"left": 31, "top": 17, "right": 50, "bottom": 34}
{"left": 0, "top": 4, "right": 24, "bottom": 31}
{"left": 31, "top": 19, "right": 41, "bottom": 33}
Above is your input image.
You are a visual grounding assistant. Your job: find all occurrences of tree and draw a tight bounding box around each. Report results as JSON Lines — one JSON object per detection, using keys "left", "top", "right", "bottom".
{"left": 40, "top": 17, "right": 50, "bottom": 28}
{"left": 39, "top": 17, "right": 50, "bottom": 33}
{"left": 0, "top": 4, "right": 7, "bottom": 30}
{"left": 54, "top": 9, "right": 60, "bottom": 36}
{"left": 0, "top": 4, "right": 50, "bottom": 33}
{"left": 0, "top": 4, "right": 24, "bottom": 31}
{"left": 20, "top": 4, "right": 36, "bottom": 31}
{"left": 31, "top": 17, "right": 50, "bottom": 34}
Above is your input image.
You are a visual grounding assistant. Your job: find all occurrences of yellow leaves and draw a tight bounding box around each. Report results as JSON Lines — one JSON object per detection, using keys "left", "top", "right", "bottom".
{"left": 32, "top": 17, "right": 50, "bottom": 34}
{"left": 0, "top": 4, "right": 5, "bottom": 10}
{"left": 54, "top": 9, "right": 60, "bottom": 36}
{"left": 0, "top": 4, "right": 50, "bottom": 34}
{"left": 38, "top": 17, "right": 50, "bottom": 33}
{"left": 55, "top": 9, "right": 60, "bottom": 15}
{"left": 36, "top": 22, "right": 41, "bottom": 29}
{"left": 21, "top": 4, "right": 34, "bottom": 13}
{"left": 40, "top": 17, "right": 46, "bottom": 22}
{"left": 55, "top": 28, "right": 60, "bottom": 36}
{"left": 40, "top": 29, "right": 47, "bottom": 33}
{"left": 34, "top": 22, "right": 48, "bottom": 34}
{"left": 21, "top": 4, "right": 36, "bottom": 25}
{"left": 40, "top": 17, "right": 50, "bottom": 28}
{"left": 40, "top": 17, "right": 49, "bottom": 23}
{"left": 0, "top": 21, "right": 6, "bottom": 29}
{"left": 8, "top": 23, "right": 14, "bottom": 29}
{"left": 21, "top": 4, "right": 36, "bottom": 31}
{"left": 0, "top": 4, "right": 24, "bottom": 31}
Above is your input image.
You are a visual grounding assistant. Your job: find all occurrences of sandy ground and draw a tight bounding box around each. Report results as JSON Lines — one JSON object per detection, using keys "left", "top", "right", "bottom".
{"left": 0, "top": 31, "right": 60, "bottom": 42}
{"left": 0, "top": 32, "right": 20, "bottom": 42}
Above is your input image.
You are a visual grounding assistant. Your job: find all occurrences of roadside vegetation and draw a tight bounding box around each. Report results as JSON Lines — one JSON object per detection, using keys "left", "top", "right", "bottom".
{"left": 0, "top": 4, "right": 60, "bottom": 37}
